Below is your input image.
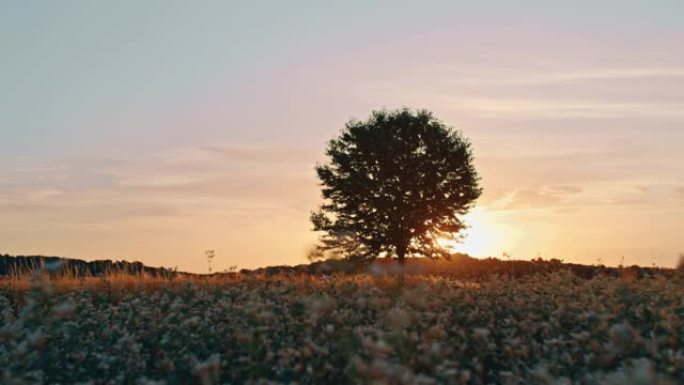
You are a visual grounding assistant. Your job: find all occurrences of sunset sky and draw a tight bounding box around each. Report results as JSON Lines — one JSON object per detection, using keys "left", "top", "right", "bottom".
{"left": 2, "top": 1, "right": 683, "bottom": 272}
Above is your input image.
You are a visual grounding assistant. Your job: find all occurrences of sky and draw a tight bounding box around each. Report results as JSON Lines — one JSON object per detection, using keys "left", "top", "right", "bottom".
{"left": 1, "top": 1, "right": 683, "bottom": 272}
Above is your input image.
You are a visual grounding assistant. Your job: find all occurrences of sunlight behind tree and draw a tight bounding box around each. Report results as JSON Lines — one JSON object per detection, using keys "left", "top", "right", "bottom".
{"left": 437, "top": 208, "right": 519, "bottom": 258}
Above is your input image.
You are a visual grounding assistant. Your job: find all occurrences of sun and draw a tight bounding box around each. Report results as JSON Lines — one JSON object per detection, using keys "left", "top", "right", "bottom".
{"left": 436, "top": 208, "right": 515, "bottom": 258}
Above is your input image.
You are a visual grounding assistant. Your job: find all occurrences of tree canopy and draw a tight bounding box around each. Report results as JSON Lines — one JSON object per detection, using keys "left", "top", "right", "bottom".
{"left": 311, "top": 108, "right": 482, "bottom": 266}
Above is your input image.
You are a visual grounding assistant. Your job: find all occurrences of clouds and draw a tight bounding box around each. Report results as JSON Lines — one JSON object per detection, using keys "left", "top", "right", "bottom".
{"left": 485, "top": 183, "right": 683, "bottom": 213}
{"left": 152, "top": 145, "right": 319, "bottom": 166}
{"left": 478, "top": 141, "right": 684, "bottom": 217}
{"left": 493, "top": 186, "right": 583, "bottom": 210}
{"left": 445, "top": 98, "right": 684, "bottom": 120}
{"left": 0, "top": 144, "right": 321, "bottom": 225}
{"left": 343, "top": 30, "right": 683, "bottom": 122}
{"left": 442, "top": 68, "right": 684, "bottom": 87}
{"left": 358, "top": 64, "right": 684, "bottom": 120}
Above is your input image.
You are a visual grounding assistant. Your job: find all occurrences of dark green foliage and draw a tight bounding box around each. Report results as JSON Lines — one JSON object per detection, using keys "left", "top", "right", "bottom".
{"left": 312, "top": 108, "right": 482, "bottom": 262}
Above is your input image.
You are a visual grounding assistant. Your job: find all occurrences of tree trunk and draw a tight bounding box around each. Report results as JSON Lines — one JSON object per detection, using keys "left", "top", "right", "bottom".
{"left": 397, "top": 246, "right": 406, "bottom": 285}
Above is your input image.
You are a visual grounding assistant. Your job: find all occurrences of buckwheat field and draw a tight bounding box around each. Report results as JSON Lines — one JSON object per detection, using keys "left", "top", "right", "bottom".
{"left": 1, "top": 272, "right": 683, "bottom": 385}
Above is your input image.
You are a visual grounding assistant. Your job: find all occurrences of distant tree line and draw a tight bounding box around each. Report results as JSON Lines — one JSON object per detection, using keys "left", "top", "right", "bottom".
{"left": 0, "top": 254, "right": 177, "bottom": 278}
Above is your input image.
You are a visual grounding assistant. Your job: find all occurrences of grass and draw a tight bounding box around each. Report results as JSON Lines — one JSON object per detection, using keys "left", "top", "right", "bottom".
{"left": 1, "top": 267, "right": 682, "bottom": 384}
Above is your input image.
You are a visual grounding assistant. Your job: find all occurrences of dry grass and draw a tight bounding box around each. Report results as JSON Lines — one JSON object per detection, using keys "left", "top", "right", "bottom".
{"left": 0, "top": 272, "right": 245, "bottom": 296}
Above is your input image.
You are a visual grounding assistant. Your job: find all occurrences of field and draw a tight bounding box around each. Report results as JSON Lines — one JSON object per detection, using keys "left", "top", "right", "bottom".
{"left": 1, "top": 271, "right": 683, "bottom": 385}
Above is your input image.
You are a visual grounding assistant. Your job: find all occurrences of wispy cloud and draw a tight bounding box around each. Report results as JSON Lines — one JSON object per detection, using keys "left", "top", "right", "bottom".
{"left": 154, "top": 145, "right": 319, "bottom": 166}
{"left": 1, "top": 145, "right": 320, "bottom": 225}
{"left": 444, "top": 68, "right": 684, "bottom": 87}
{"left": 484, "top": 182, "right": 684, "bottom": 216}
{"left": 444, "top": 97, "right": 684, "bottom": 119}
{"left": 201, "top": 146, "right": 318, "bottom": 164}
{"left": 360, "top": 64, "right": 684, "bottom": 120}
{"left": 485, "top": 185, "right": 583, "bottom": 211}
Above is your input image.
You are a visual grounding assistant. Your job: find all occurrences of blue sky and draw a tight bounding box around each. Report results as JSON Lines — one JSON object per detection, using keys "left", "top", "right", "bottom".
{"left": 1, "top": 1, "right": 683, "bottom": 272}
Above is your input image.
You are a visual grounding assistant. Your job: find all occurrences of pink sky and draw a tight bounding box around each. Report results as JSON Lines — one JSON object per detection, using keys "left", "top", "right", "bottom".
{"left": 1, "top": 2, "right": 683, "bottom": 272}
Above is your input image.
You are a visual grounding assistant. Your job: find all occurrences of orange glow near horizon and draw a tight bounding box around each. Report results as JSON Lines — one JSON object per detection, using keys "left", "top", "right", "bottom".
{"left": 437, "top": 208, "right": 518, "bottom": 258}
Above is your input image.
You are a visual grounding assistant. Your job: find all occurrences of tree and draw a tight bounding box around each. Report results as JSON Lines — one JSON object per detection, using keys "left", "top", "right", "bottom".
{"left": 205, "top": 249, "right": 215, "bottom": 274}
{"left": 311, "top": 108, "right": 482, "bottom": 280}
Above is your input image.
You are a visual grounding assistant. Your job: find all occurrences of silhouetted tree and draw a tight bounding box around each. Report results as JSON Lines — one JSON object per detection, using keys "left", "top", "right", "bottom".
{"left": 205, "top": 249, "right": 215, "bottom": 274}
{"left": 311, "top": 108, "right": 482, "bottom": 280}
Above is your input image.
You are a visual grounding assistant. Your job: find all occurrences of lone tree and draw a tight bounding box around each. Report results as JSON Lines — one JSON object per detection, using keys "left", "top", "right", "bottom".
{"left": 311, "top": 108, "right": 482, "bottom": 279}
